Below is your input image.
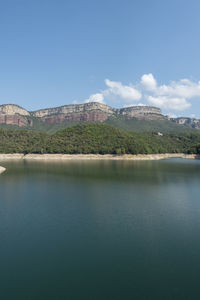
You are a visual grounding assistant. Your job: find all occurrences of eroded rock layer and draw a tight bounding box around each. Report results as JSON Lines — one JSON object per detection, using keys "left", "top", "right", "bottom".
{"left": 42, "top": 111, "right": 111, "bottom": 124}
{"left": 0, "top": 104, "right": 32, "bottom": 127}
{"left": 171, "top": 117, "right": 200, "bottom": 129}
{"left": 0, "top": 114, "right": 31, "bottom": 127}
{"left": 32, "top": 103, "right": 164, "bottom": 123}
{"left": 32, "top": 102, "right": 115, "bottom": 118}
{"left": 0, "top": 104, "right": 30, "bottom": 116}
{"left": 119, "top": 106, "right": 163, "bottom": 120}
{"left": 0, "top": 102, "right": 165, "bottom": 127}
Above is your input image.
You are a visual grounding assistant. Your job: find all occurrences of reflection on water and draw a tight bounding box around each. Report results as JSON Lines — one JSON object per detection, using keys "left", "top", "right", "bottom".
{"left": 2, "top": 158, "right": 200, "bottom": 183}
{"left": 0, "top": 159, "right": 200, "bottom": 300}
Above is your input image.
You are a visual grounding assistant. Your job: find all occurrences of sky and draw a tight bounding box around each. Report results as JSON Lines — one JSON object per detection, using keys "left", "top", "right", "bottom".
{"left": 1, "top": 0, "right": 200, "bottom": 117}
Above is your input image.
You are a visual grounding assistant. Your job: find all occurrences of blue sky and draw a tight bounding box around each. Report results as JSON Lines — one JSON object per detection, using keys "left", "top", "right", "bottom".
{"left": 1, "top": 0, "right": 200, "bottom": 117}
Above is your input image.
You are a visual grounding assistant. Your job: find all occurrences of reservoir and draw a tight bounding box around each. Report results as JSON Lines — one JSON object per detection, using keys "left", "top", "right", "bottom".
{"left": 0, "top": 159, "right": 200, "bottom": 299}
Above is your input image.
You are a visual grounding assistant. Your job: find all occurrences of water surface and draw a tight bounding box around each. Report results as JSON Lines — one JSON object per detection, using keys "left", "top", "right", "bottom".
{"left": 0, "top": 159, "right": 200, "bottom": 299}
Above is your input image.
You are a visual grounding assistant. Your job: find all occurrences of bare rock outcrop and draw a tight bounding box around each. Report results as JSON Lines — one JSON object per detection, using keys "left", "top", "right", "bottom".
{"left": 0, "top": 114, "right": 32, "bottom": 127}
{"left": 0, "top": 104, "right": 30, "bottom": 116}
{"left": 0, "top": 104, "right": 32, "bottom": 127}
{"left": 171, "top": 117, "right": 200, "bottom": 129}
{"left": 32, "top": 102, "right": 115, "bottom": 118}
{"left": 0, "top": 102, "right": 165, "bottom": 127}
{"left": 32, "top": 103, "right": 115, "bottom": 123}
{"left": 119, "top": 106, "right": 164, "bottom": 120}
{"left": 32, "top": 102, "right": 165, "bottom": 124}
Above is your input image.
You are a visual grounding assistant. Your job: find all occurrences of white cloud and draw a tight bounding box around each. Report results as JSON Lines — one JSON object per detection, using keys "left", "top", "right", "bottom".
{"left": 83, "top": 74, "right": 200, "bottom": 112}
{"left": 141, "top": 73, "right": 157, "bottom": 91}
{"left": 84, "top": 79, "right": 141, "bottom": 106}
{"left": 84, "top": 93, "right": 105, "bottom": 104}
{"left": 142, "top": 74, "right": 200, "bottom": 111}
{"left": 104, "top": 79, "right": 142, "bottom": 102}
{"left": 147, "top": 95, "right": 191, "bottom": 111}
{"left": 156, "top": 79, "right": 200, "bottom": 98}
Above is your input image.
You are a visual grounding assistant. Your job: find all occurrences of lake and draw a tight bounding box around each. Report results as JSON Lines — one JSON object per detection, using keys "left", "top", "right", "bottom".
{"left": 0, "top": 159, "right": 200, "bottom": 300}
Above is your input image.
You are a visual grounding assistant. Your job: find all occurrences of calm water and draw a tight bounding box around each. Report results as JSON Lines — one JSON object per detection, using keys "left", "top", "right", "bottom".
{"left": 0, "top": 159, "right": 200, "bottom": 300}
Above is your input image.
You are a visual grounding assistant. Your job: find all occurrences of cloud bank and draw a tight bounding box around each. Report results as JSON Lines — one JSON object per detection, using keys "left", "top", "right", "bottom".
{"left": 85, "top": 93, "right": 105, "bottom": 104}
{"left": 85, "top": 79, "right": 141, "bottom": 106}
{"left": 84, "top": 74, "right": 200, "bottom": 112}
{"left": 104, "top": 79, "right": 141, "bottom": 101}
{"left": 141, "top": 73, "right": 200, "bottom": 110}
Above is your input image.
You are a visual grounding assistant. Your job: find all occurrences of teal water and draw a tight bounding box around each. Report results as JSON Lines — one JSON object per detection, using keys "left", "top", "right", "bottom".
{"left": 0, "top": 159, "right": 200, "bottom": 300}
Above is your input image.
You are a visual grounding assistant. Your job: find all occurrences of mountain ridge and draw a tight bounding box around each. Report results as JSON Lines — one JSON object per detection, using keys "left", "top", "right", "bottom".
{"left": 0, "top": 102, "right": 200, "bottom": 132}
{"left": 0, "top": 102, "right": 164, "bottom": 127}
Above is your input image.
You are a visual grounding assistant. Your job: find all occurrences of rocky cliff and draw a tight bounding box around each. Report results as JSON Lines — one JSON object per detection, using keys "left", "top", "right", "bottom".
{"left": 171, "top": 117, "right": 200, "bottom": 129}
{"left": 119, "top": 106, "right": 163, "bottom": 120}
{"left": 0, "top": 104, "right": 32, "bottom": 127}
{"left": 0, "top": 102, "right": 165, "bottom": 127}
{"left": 31, "top": 103, "right": 164, "bottom": 124}
{"left": 32, "top": 102, "right": 116, "bottom": 123}
{"left": 0, "top": 104, "right": 30, "bottom": 116}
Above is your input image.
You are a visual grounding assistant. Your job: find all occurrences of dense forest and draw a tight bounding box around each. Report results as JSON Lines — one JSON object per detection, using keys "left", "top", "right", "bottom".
{"left": 0, "top": 123, "right": 200, "bottom": 155}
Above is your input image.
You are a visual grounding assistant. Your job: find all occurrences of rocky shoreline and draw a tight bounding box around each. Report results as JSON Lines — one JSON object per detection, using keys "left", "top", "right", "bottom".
{"left": 0, "top": 153, "right": 199, "bottom": 161}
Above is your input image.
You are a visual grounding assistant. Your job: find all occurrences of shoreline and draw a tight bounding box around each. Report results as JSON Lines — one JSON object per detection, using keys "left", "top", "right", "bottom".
{"left": 0, "top": 153, "right": 199, "bottom": 161}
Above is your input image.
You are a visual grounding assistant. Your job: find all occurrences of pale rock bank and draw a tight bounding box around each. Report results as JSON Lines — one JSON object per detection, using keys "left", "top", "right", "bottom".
{"left": 23, "top": 153, "right": 199, "bottom": 161}
{"left": 0, "top": 153, "right": 199, "bottom": 161}
{"left": 0, "top": 166, "right": 6, "bottom": 174}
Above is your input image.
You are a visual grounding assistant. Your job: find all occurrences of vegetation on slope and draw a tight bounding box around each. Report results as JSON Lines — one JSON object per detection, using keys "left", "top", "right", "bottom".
{"left": 0, "top": 129, "right": 48, "bottom": 153}
{"left": 0, "top": 117, "right": 83, "bottom": 133}
{"left": 0, "top": 124, "right": 200, "bottom": 155}
{"left": 0, "top": 115, "right": 197, "bottom": 134}
{"left": 28, "top": 117, "right": 84, "bottom": 133}
{"left": 105, "top": 116, "right": 197, "bottom": 134}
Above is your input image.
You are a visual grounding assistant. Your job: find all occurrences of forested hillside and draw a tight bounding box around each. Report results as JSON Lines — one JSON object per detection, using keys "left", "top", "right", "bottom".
{"left": 105, "top": 116, "right": 197, "bottom": 134}
{"left": 0, "top": 124, "right": 200, "bottom": 154}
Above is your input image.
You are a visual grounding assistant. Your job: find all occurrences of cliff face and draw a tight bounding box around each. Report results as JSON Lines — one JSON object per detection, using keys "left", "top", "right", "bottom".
{"left": 0, "top": 105, "right": 32, "bottom": 127}
{"left": 0, "top": 114, "right": 32, "bottom": 127}
{"left": 32, "top": 103, "right": 164, "bottom": 124}
{"left": 32, "top": 102, "right": 115, "bottom": 118}
{"left": 32, "top": 102, "right": 115, "bottom": 123}
{"left": 0, "top": 102, "right": 165, "bottom": 127}
{"left": 171, "top": 117, "right": 200, "bottom": 129}
{"left": 0, "top": 104, "right": 30, "bottom": 116}
{"left": 119, "top": 106, "right": 163, "bottom": 120}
